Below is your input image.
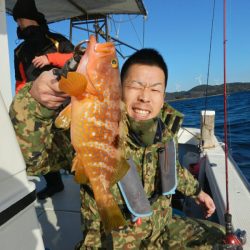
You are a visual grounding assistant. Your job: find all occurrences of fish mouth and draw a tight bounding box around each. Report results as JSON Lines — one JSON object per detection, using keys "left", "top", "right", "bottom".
{"left": 95, "top": 42, "right": 114, "bottom": 54}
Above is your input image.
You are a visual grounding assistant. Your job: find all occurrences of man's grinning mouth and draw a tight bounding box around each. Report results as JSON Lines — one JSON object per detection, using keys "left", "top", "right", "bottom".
{"left": 133, "top": 108, "right": 150, "bottom": 115}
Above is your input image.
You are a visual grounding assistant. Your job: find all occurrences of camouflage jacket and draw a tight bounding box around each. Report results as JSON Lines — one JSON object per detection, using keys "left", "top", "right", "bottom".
{"left": 81, "top": 103, "right": 200, "bottom": 237}
{"left": 9, "top": 82, "right": 200, "bottom": 234}
{"left": 9, "top": 82, "right": 74, "bottom": 175}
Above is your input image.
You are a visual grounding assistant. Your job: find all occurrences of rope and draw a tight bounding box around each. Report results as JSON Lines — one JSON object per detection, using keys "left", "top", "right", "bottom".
{"left": 182, "top": 127, "right": 200, "bottom": 141}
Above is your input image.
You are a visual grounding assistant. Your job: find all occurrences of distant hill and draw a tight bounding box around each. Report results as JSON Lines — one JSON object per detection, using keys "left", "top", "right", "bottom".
{"left": 166, "top": 82, "right": 250, "bottom": 101}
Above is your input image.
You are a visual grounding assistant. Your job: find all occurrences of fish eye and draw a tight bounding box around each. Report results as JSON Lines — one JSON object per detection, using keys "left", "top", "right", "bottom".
{"left": 111, "top": 58, "right": 118, "bottom": 68}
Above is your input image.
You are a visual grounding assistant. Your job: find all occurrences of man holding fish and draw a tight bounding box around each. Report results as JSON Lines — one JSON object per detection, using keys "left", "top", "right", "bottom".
{"left": 9, "top": 36, "right": 225, "bottom": 249}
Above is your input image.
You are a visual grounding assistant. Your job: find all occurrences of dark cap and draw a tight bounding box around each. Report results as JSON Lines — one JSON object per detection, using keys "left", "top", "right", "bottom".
{"left": 12, "top": 0, "right": 47, "bottom": 26}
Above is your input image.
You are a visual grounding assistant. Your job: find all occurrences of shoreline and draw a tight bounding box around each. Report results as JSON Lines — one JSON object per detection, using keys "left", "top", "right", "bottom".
{"left": 167, "top": 89, "right": 250, "bottom": 103}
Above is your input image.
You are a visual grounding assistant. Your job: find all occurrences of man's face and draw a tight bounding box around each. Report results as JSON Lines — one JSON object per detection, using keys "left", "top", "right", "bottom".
{"left": 122, "top": 64, "right": 165, "bottom": 121}
{"left": 17, "top": 18, "right": 39, "bottom": 30}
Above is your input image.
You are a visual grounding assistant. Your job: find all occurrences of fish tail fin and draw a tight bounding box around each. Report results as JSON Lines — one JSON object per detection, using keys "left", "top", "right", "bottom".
{"left": 72, "top": 155, "right": 89, "bottom": 184}
{"left": 97, "top": 197, "right": 126, "bottom": 234}
{"left": 110, "top": 157, "right": 130, "bottom": 187}
{"left": 59, "top": 72, "right": 87, "bottom": 96}
{"left": 55, "top": 103, "right": 71, "bottom": 129}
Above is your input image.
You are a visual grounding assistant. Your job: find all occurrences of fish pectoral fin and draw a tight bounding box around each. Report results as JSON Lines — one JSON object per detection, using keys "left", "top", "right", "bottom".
{"left": 110, "top": 157, "right": 130, "bottom": 187}
{"left": 96, "top": 197, "right": 126, "bottom": 234}
{"left": 59, "top": 72, "right": 87, "bottom": 96}
{"left": 72, "top": 155, "right": 89, "bottom": 184}
{"left": 54, "top": 103, "right": 71, "bottom": 129}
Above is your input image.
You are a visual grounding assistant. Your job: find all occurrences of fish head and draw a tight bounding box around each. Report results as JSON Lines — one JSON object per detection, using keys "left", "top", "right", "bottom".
{"left": 77, "top": 35, "right": 121, "bottom": 100}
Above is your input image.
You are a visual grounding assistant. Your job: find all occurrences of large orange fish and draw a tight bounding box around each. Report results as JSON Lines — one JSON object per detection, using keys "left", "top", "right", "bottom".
{"left": 55, "top": 35, "right": 129, "bottom": 233}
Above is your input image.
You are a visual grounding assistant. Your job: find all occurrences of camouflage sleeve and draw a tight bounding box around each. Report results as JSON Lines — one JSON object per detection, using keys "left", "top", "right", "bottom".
{"left": 9, "top": 82, "right": 73, "bottom": 175}
{"left": 176, "top": 160, "right": 200, "bottom": 197}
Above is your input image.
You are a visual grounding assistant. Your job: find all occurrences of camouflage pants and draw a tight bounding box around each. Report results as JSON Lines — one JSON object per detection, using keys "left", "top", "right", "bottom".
{"left": 75, "top": 215, "right": 225, "bottom": 250}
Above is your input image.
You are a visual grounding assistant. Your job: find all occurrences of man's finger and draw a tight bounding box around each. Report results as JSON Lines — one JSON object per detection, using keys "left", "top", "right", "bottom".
{"left": 46, "top": 93, "right": 68, "bottom": 102}
{"left": 48, "top": 76, "right": 69, "bottom": 94}
{"left": 46, "top": 101, "right": 65, "bottom": 110}
{"left": 40, "top": 95, "right": 68, "bottom": 109}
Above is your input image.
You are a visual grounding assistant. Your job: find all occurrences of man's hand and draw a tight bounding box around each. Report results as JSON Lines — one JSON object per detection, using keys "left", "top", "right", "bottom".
{"left": 30, "top": 70, "right": 69, "bottom": 110}
{"left": 195, "top": 190, "right": 216, "bottom": 218}
{"left": 32, "top": 55, "right": 50, "bottom": 68}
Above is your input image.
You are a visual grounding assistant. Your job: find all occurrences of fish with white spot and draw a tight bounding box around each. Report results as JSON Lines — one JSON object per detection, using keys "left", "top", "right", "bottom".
{"left": 55, "top": 35, "right": 129, "bottom": 233}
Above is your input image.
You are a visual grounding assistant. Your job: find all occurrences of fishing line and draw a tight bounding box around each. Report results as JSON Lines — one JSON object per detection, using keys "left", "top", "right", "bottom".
{"left": 112, "top": 15, "right": 121, "bottom": 38}
{"left": 142, "top": 15, "right": 146, "bottom": 48}
{"left": 128, "top": 15, "right": 143, "bottom": 48}
{"left": 204, "top": 0, "right": 216, "bottom": 107}
{"left": 201, "top": 0, "right": 216, "bottom": 148}
{"left": 110, "top": 16, "right": 123, "bottom": 56}
{"left": 112, "top": 15, "right": 140, "bottom": 23}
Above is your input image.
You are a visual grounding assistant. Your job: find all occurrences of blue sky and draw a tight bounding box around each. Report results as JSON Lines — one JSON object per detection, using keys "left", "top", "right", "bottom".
{"left": 6, "top": 0, "right": 250, "bottom": 93}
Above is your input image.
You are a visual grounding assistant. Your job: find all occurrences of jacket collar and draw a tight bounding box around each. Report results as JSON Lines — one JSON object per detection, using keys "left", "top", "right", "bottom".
{"left": 125, "top": 103, "right": 184, "bottom": 149}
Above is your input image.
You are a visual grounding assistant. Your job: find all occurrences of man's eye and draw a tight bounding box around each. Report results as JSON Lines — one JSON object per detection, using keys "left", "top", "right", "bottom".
{"left": 151, "top": 88, "right": 161, "bottom": 92}
{"left": 133, "top": 86, "right": 143, "bottom": 90}
{"left": 127, "top": 84, "right": 142, "bottom": 90}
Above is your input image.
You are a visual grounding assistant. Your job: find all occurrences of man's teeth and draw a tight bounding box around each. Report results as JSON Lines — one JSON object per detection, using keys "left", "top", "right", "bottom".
{"left": 134, "top": 109, "right": 150, "bottom": 115}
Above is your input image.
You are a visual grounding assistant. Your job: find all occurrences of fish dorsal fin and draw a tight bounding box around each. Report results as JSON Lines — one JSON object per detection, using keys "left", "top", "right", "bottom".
{"left": 59, "top": 72, "right": 87, "bottom": 97}
{"left": 54, "top": 103, "right": 72, "bottom": 129}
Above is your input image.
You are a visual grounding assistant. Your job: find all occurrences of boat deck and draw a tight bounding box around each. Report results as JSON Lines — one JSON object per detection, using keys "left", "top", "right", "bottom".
{"left": 29, "top": 127, "right": 250, "bottom": 250}
{"left": 205, "top": 139, "right": 250, "bottom": 249}
{"left": 29, "top": 174, "right": 82, "bottom": 250}
{"left": 178, "top": 127, "right": 250, "bottom": 249}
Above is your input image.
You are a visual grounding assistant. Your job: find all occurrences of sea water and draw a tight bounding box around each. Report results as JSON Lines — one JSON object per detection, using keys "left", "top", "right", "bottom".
{"left": 169, "top": 91, "right": 250, "bottom": 184}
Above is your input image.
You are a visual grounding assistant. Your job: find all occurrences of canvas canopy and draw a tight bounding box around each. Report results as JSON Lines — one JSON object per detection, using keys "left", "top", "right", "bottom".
{"left": 6, "top": 0, "right": 147, "bottom": 23}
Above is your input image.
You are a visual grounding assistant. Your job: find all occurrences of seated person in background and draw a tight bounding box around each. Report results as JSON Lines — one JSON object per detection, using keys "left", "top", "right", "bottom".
{"left": 9, "top": 47, "right": 226, "bottom": 249}
{"left": 13, "top": 0, "right": 74, "bottom": 93}
{"left": 12, "top": 0, "right": 74, "bottom": 199}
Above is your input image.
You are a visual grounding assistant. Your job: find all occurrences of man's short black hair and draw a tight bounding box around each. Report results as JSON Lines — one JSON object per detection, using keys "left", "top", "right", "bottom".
{"left": 121, "top": 48, "right": 168, "bottom": 88}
